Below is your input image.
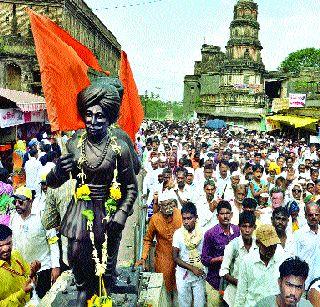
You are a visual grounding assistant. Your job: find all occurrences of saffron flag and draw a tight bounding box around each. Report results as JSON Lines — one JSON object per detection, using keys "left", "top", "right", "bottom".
{"left": 27, "top": 9, "right": 106, "bottom": 132}
{"left": 118, "top": 51, "right": 144, "bottom": 142}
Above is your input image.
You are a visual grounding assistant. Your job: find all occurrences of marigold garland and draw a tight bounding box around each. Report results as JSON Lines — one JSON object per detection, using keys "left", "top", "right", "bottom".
{"left": 104, "top": 163, "right": 121, "bottom": 217}
{"left": 76, "top": 184, "right": 91, "bottom": 201}
{"left": 78, "top": 131, "right": 122, "bottom": 306}
{"left": 87, "top": 294, "right": 112, "bottom": 307}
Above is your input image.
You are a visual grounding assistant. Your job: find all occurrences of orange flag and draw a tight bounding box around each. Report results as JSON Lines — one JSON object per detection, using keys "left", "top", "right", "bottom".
{"left": 118, "top": 51, "right": 144, "bottom": 142}
{"left": 27, "top": 9, "right": 107, "bottom": 132}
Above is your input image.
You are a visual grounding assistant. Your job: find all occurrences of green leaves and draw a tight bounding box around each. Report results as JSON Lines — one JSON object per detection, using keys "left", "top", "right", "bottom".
{"left": 279, "top": 48, "right": 320, "bottom": 74}
{"left": 104, "top": 199, "right": 117, "bottom": 216}
{"left": 82, "top": 209, "right": 95, "bottom": 222}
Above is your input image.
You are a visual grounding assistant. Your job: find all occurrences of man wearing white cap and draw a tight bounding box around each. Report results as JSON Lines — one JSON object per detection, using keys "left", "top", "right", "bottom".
{"left": 158, "top": 155, "right": 167, "bottom": 170}
{"left": 136, "top": 192, "right": 182, "bottom": 304}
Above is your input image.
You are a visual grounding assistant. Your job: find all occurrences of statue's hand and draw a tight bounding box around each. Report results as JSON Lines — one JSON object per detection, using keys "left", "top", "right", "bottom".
{"left": 108, "top": 209, "right": 127, "bottom": 231}
{"left": 57, "top": 153, "right": 75, "bottom": 175}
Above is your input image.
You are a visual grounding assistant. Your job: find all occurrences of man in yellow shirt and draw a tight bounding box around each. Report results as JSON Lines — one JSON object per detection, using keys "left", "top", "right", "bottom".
{"left": 0, "top": 224, "right": 40, "bottom": 306}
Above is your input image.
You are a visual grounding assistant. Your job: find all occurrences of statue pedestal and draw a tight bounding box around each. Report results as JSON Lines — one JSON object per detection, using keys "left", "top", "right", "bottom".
{"left": 40, "top": 269, "right": 139, "bottom": 307}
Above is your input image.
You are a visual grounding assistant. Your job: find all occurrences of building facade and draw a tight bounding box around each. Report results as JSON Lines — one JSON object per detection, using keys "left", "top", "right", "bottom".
{"left": 0, "top": 0, "right": 121, "bottom": 95}
{"left": 184, "top": 0, "right": 266, "bottom": 129}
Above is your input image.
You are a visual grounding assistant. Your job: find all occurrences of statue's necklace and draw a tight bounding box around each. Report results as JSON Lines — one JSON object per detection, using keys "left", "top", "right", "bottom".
{"left": 81, "top": 135, "right": 111, "bottom": 169}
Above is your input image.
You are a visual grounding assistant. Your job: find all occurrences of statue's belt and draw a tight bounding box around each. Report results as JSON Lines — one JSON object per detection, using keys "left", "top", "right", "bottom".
{"left": 80, "top": 184, "right": 110, "bottom": 201}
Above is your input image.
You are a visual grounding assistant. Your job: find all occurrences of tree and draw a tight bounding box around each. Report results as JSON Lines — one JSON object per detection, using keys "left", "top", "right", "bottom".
{"left": 279, "top": 48, "right": 320, "bottom": 74}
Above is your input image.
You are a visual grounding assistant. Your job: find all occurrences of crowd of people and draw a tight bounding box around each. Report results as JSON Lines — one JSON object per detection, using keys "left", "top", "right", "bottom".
{"left": 135, "top": 120, "right": 320, "bottom": 307}
{"left": 1, "top": 119, "right": 320, "bottom": 306}
{"left": 0, "top": 134, "right": 66, "bottom": 306}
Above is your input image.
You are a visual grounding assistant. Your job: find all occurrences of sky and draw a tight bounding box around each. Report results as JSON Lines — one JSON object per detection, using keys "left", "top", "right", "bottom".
{"left": 85, "top": 0, "right": 320, "bottom": 102}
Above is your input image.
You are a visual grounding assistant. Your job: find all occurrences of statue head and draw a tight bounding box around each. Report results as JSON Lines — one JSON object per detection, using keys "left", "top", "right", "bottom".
{"left": 77, "top": 77, "right": 123, "bottom": 141}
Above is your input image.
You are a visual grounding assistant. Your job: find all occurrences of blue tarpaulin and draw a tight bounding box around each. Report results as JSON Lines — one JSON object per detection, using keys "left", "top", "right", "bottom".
{"left": 205, "top": 119, "right": 226, "bottom": 130}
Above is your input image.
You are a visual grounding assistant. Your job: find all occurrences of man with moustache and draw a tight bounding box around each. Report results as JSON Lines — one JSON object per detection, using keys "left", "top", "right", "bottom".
{"left": 220, "top": 211, "right": 257, "bottom": 307}
{"left": 196, "top": 179, "right": 219, "bottom": 233}
{"left": 136, "top": 191, "right": 182, "bottom": 303}
{"left": 234, "top": 224, "right": 288, "bottom": 307}
{"left": 294, "top": 202, "right": 320, "bottom": 289}
{"left": 271, "top": 207, "right": 295, "bottom": 257}
{"left": 173, "top": 169, "right": 193, "bottom": 208}
{"left": 0, "top": 224, "right": 41, "bottom": 306}
{"left": 173, "top": 202, "right": 206, "bottom": 307}
{"left": 201, "top": 201, "right": 240, "bottom": 306}
{"left": 229, "top": 183, "right": 247, "bottom": 225}
{"left": 256, "top": 257, "right": 312, "bottom": 307}
{"left": 10, "top": 186, "right": 60, "bottom": 298}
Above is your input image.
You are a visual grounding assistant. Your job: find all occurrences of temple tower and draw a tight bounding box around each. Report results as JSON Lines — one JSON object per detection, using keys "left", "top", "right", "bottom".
{"left": 222, "top": 0, "right": 265, "bottom": 89}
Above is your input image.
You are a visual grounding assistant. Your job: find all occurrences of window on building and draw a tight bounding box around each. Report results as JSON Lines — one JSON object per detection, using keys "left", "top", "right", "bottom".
{"left": 32, "top": 70, "right": 41, "bottom": 83}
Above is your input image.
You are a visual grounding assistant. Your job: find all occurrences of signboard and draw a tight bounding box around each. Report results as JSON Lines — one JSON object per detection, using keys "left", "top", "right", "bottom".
{"left": 310, "top": 135, "right": 320, "bottom": 144}
{"left": 233, "top": 83, "right": 262, "bottom": 93}
{"left": 0, "top": 108, "right": 47, "bottom": 128}
{"left": 289, "top": 93, "right": 306, "bottom": 108}
{"left": 271, "top": 98, "right": 289, "bottom": 113}
{"left": 0, "top": 108, "right": 24, "bottom": 128}
{"left": 24, "top": 110, "right": 47, "bottom": 123}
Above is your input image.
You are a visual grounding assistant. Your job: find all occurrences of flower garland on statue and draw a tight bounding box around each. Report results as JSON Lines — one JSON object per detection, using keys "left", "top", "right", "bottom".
{"left": 75, "top": 130, "right": 122, "bottom": 307}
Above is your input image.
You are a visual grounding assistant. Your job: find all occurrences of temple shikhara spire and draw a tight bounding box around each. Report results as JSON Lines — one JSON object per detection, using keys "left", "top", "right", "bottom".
{"left": 184, "top": 0, "right": 266, "bottom": 130}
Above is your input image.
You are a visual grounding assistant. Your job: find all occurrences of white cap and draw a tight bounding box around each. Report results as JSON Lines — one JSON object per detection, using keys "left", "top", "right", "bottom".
{"left": 159, "top": 156, "right": 167, "bottom": 162}
{"left": 151, "top": 157, "right": 158, "bottom": 163}
{"left": 186, "top": 167, "right": 194, "bottom": 175}
{"left": 260, "top": 193, "right": 269, "bottom": 198}
{"left": 231, "top": 171, "right": 241, "bottom": 177}
{"left": 158, "top": 189, "right": 177, "bottom": 202}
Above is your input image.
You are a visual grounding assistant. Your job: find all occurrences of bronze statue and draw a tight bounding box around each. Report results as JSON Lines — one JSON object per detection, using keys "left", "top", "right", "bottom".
{"left": 46, "top": 77, "right": 138, "bottom": 305}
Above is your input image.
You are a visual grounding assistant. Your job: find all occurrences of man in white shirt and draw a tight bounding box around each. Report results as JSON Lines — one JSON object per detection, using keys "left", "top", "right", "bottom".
{"left": 24, "top": 149, "right": 42, "bottom": 196}
{"left": 173, "top": 169, "right": 193, "bottom": 208}
{"left": 256, "top": 257, "right": 312, "bottom": 307}
{"left": 142, "top": 157, "right": 160, "bottom": 201}
{"left": 220, "top": 211, "right": 257, "bottom": 307}
{"left": 223, "top": 171, "right": 241, "bottom": 202}
{"left": 10, "top": 186, "right": 60, "bottom": 298}
{"left": 294, "top": 202, "right": 320, "bottom": 289}
{"left": 195, "top": 179, "right": 219, "bottom": 233}
{"left": 234, "top": 224, "right": 288, "bottom": 307}
{"left": 173, "top": 202, "right": 206, "bottom": 307}
{"left": 216, "top": 160, "right": 231, "bottom": 199}
{"left": 271, "top": 207, "right": 295, "bottom": 257}
{"left": 185, "top": 167, "right": 196, "bottom": 194}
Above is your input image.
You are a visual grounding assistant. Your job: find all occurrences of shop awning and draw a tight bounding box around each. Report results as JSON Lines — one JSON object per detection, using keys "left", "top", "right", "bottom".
{"left": 266, "top": 114, "right": 319, "bottom": 128}
{"left": 0, "top": 88, "right": 46, "bottom": 112}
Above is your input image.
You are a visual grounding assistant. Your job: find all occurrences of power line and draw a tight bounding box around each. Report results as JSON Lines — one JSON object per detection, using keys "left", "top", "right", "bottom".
{"left": 93, "top": 0, "right": 164, "bottom": 11}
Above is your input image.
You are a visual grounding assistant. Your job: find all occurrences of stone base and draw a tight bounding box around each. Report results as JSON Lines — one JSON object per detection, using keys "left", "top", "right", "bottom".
{"left": 39, "top": 269, "right": 139, "bottom": 307}
{"left": 137, "top": 272, "right": 169, "bottom": 307}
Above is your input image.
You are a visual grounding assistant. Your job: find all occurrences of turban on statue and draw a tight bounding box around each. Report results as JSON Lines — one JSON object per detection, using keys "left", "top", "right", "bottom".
{"left": 77, "top": 77, "right": 123, "bottom": 124}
